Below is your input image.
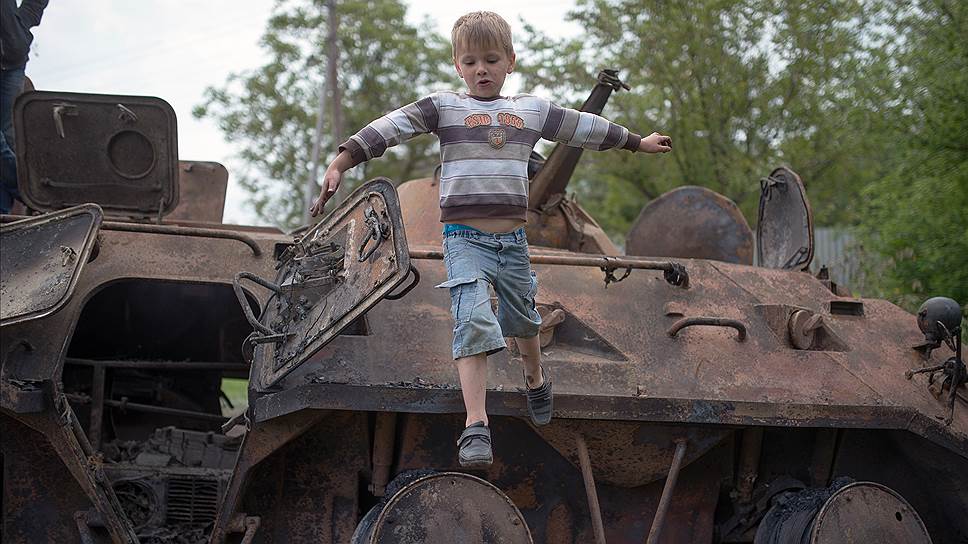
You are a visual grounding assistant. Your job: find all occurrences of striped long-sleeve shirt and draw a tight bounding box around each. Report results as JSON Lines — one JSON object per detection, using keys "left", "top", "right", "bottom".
{"left": 338, "top": 91, "right": 642, "bottom": 222}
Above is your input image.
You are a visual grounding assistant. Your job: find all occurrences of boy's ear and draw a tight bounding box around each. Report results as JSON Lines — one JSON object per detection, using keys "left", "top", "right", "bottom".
{"left": 508, "top": 53, "right": 516, "bottom": 74}
{"left": 453, "top": 57, "right": 463, "bottom": 77}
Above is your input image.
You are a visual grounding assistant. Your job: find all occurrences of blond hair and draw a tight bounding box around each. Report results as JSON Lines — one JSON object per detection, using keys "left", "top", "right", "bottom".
{"left": 451, "top": 11, "right": 514, "bottom": 59}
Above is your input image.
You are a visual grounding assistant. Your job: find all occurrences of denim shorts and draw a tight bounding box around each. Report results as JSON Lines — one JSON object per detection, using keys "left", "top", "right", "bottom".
{"left": 435, "top": 226, "right": 542, "bottom": 359}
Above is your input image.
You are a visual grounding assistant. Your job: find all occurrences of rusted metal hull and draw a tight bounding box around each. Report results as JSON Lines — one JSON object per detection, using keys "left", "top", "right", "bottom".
{"left": 3, "top": 194, "right": 968, "bottom": 544}
{"left": 5, "top": 76, "right": 965, "bottom": 544}
{"left": 3, "top": 215, "right": 968, "bottom": 543}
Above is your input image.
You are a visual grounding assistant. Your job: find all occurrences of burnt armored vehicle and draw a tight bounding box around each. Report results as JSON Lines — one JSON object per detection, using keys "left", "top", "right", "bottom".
{"left": 2, "top": 71, "right": 967, "bottom": 544}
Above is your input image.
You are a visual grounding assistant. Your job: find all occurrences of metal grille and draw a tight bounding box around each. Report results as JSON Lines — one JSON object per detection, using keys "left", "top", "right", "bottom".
{"left": 166, "top": 476, "right": 219, "bottom": 524}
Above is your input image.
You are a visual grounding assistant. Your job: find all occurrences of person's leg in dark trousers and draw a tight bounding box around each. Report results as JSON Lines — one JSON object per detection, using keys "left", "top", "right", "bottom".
{"left": 0, "top": 67, "right": 26, "bottom": 214}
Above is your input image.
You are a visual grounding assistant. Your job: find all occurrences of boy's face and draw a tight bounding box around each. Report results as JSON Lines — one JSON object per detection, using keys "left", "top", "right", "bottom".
{"left": 454, "top": 46, "right": 515, "bottom": 98}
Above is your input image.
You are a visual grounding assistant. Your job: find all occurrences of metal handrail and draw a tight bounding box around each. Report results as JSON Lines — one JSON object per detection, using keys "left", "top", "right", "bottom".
{"left": 2, "top": 214, "right": 264, "bottom": 256}
{"left": 409, "top": 248, "right": 689, "bottom": 288}
{"left": 102, "top": 221, "right": 262, "bottom": 256}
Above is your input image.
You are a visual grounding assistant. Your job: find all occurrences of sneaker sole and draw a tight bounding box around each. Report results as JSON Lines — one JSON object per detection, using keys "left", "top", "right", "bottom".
{"left": 459, "top": 454, "right": 493, "bottom": 468}
{"left": 530, "top": 414, "right": 552, "bottom": 426}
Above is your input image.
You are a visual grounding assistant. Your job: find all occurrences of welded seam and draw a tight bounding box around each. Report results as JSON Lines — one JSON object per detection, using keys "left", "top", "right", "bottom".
{"left": 708, "top": 262, "right": 762, "bottom": 302}
{"left": 820, "top": 351, "right": 884, "bottom": 401}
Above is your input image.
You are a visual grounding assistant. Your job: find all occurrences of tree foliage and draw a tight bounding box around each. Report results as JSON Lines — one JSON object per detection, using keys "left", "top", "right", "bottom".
{"left": 516, "top": 0, "right": 896, "bottom": 235}
{"left": 516, "top": 0, "right": 964, "bottom": 310}
{"left": 194, "top": 0, "right": 452, "bottom": 228}
{"left": 858, "top": 0, "right": 968, "bottom": 311}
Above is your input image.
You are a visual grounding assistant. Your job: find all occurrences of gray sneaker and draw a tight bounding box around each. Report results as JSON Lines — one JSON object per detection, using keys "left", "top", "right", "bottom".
{"left": 525, "top": 365, "right": 553, "bottom": 426}
{"left": 457, "top": 421, "right": 493, "bottom": 467}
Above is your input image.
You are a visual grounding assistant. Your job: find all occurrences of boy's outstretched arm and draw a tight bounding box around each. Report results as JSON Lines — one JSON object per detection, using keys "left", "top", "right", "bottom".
{"left": 309, "top": 150, "right": 354, "bottom": 216}
{"left": 308, "top": 94, "right": 440, "bottom": 217}
{"left": 538, "top": 98, "right": 671, "bottom": 155}
{"left": 640, "top": 132, "right": 673, "bottom": 153}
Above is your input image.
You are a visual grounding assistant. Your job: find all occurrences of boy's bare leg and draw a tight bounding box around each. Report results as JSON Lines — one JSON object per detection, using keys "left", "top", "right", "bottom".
{"left": 514, "top": 335, "right": 544, "bottom": 389}
{"left": 455, "top": 353, "right": 488, "bottom": 427}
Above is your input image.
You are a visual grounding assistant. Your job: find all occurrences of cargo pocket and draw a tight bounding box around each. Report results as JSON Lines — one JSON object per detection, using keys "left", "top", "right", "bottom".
{"left": 435, "top": 277, "right": 479, "bottom": 324}
{"left": 525, "top": 271, "right": 538, "bottom": 317}
{"left": 525, "top": 271, "right": 538, "bottom": 299}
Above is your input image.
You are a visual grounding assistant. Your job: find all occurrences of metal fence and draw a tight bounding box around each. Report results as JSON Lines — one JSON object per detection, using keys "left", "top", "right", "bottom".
{"left": 809, "top": 227, "right": 863, "bottom": 290}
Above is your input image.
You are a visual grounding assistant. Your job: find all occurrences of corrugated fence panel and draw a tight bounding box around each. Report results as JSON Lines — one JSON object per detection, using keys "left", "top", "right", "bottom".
{"left": 810, "top": 227, "right": 861, "bottom": 289}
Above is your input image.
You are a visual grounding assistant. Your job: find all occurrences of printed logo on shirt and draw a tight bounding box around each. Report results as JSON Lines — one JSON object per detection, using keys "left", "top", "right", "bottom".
{"left": 464, "top": 113, "right": 492, "bottom": 128}
{"left": 488, "top": 128, "right": 506, "bottom": 149}
{"left": 497, "top": 112, "right": 525, "bottom": 130}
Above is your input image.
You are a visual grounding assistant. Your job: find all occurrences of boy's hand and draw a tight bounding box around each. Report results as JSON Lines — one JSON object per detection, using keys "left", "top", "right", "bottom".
{"left": 640, "top": 132, "right": 673, "bottom": 153}
{"left": 309, "top": 167, "right": 342, "bottom": 217}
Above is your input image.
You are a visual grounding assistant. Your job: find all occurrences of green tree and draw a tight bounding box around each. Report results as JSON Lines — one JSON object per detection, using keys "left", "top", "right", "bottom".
{"left": 858, "top": 0, "right": 968, "bottom": 312}
{"left": 194, "top": 0, "right": 453, "bottom": 228}
{"left": 516, "top": 0, "right": 896, "bottom": 237}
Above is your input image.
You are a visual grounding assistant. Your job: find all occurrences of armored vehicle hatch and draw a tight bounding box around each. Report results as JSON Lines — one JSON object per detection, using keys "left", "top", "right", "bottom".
{"left": 625, "top": 185, "right": 754, "bottom": 264}
{"left": 757, "top": 166, "right": 814, "bottom": 269}
{"left": 0, "top": 203, "right": 102, "bottom": 326}
{"left": 239, "top": 178, "right": 413, "bottom": 389}
{"left": 14, "top": 91, "right": 179, "bottom": 218}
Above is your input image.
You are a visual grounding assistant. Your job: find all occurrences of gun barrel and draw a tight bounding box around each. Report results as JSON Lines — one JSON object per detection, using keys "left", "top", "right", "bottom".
{"left": 527, "top": 69, "right": 627, "bottom": 209}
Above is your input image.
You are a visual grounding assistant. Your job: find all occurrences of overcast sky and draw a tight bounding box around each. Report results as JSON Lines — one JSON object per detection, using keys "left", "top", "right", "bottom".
{"left": 24, "top": 1, "right": 580, "bottom": 224}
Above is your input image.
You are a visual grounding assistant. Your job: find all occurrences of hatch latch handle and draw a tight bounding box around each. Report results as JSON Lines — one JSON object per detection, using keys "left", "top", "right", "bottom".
{"left": 358, "top": 204, "right": 391, "bottom": 262}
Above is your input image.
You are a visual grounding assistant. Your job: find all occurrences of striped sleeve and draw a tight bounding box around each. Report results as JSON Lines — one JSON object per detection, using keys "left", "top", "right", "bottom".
{"left": 338, "top": 94, "right": 440, "bottom": 167}
{"left": 538, "top": 98, "right": 641, "bottom": 152}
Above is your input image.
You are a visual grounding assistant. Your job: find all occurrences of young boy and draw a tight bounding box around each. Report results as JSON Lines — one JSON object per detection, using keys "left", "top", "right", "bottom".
{"left": 310, "top": 11, "right": 671, "bottom": 467}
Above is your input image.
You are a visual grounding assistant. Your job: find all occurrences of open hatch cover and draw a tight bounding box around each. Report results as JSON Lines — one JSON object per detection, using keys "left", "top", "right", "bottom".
{"left": 241, "top": 179, "right": 412, "bottom": 390}
{"left": 626, "top": 185, "right": 753, "bottom": 264}
{"left": 1, "top": 204, "right": 103, "bottom": 326}
{"left": 756, "top": 166, "right": 814, "bottom": 270}
{"left": 13, "top": 91, "right": 178, "bottom": 217}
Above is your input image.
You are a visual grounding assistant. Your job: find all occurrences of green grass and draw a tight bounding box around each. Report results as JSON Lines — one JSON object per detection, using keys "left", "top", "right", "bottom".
{"left": 220, "top": 378, "right": 249, "bottom": 417}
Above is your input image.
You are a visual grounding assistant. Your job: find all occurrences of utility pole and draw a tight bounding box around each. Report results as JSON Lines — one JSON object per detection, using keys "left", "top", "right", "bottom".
{"left": 303, "top": 66, "right": 328, "bottom": 223}
{"left": 325, "top": 0, "right": 346, "bottom": 213}
{"left": 303, "top": 0, "right": 341, "bottom": 224}
{"left": 328, "top": 0, "right": 342, "bottom": 152}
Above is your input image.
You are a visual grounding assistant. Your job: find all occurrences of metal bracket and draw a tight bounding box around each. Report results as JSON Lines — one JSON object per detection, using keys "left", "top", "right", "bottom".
{"left": 116, "top": 103, "right": 138, "bottom": 123}
{"left": 600, "top": 264, "right": 632, "bottom": 288}
{"left": 597, "top": 69, "right": 631, "bottom": 92}
{"left": 759, "top": 173, "right": 786, "bottom": 201}
{"left": 663, "top": 262, "right": 689, "bottom": 288}
{"left": 358, "top": 204, "right": 390, "bottom": 262}
{"left": 52, "top": 102, "right": 78, "bottom": 138}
